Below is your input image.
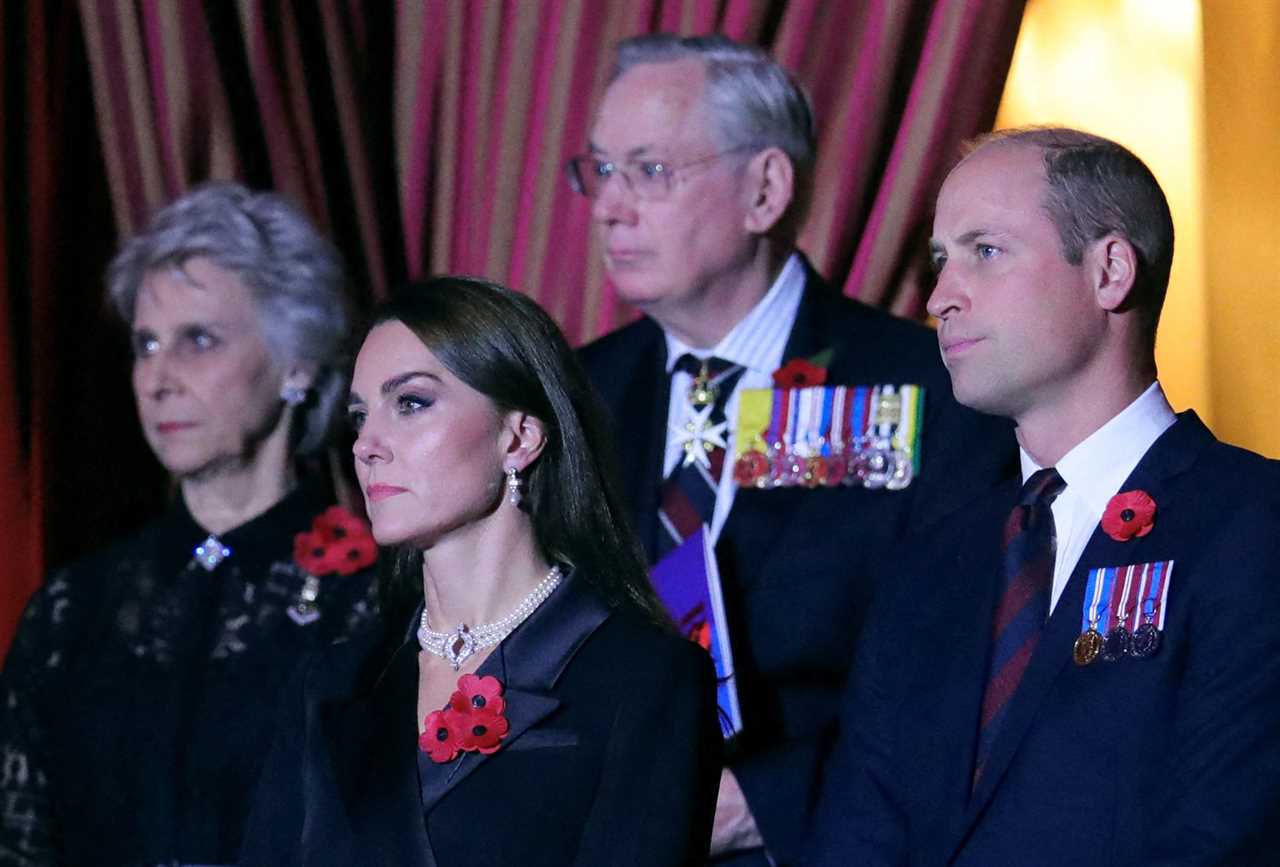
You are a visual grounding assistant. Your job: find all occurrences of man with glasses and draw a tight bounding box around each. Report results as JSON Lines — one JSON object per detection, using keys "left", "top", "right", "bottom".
{"left": 572, "top": 33, "right": 1014, "bottom": 865}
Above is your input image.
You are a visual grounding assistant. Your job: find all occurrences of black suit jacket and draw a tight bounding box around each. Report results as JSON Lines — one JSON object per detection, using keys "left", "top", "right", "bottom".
{"left": 807, "top": 413, "right": 1280, "bottom": 866}
{"left": 580, "top": 259, "right": 1016, "bottom": 864}
{"left": 241, "top": 578, "right": 721, "bottom": 867}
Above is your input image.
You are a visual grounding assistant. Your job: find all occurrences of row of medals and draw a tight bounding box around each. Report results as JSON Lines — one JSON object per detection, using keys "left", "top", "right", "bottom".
{"left": 687, "top": 369, "right": 915, "bottom": 491}
{"left": 733, "top": 438, "right": 914, "bottom": 491}
{"left": 1073, "top": 610, "right": 1161, "bottom": 666}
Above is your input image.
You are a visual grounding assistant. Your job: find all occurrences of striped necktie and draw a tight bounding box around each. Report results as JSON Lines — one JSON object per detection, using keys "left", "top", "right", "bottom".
{"left": 973, "top": 467, "right": 1067, "bottom": 787}
{"left": 656, "top": 354, "right": 744, "bottom": 560}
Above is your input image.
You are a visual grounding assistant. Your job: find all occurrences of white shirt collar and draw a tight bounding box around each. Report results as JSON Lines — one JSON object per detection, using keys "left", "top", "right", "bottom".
{"left": 663, "top": 252, "right": 806, "bottom": 376}
{"left": 1020, "top": 381, "right": 1178, "bottom": 513}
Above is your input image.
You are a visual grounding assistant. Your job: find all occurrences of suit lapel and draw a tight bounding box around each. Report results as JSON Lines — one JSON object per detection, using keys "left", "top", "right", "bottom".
{"left": 614, "top": 328, "right": 670, "bottom": 563}
{"left": 416, "top": 577, "right": 612, "bottom": 814}
{"left": 321, "top": 639, "right": 434, "bottom": 866}
{"left": 953, "top": 413, "right": 1212, "bottom": 851}
{"left": 920, "top": 488, "right": 1016, "bottom": 851}
{"left": 719, "top": 260, "right": 832, "bottom": 580}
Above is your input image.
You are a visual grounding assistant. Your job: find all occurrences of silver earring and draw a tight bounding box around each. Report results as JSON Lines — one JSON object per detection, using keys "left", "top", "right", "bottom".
{"left": 281, "top": 383, "right": 307, "bottom": 406}
{"left": 505, "top": 467, "right": 523, "bottom": 506}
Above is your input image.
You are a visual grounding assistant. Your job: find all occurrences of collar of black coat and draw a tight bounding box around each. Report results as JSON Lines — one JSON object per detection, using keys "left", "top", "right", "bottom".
{"left": 392, "top": 567, "right": 612, "bottom": 694}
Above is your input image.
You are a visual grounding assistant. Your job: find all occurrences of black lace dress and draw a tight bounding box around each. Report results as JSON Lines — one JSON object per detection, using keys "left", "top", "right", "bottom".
{"left": 0, "top": 485, "right": 380, "bottom": 866}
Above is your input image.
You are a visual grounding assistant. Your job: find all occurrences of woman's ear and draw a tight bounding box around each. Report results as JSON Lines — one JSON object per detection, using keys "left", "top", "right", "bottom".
{"left": 281, "top": 363, "right": 318, "bottom": 394}
{"left": 500, "top": 410, "right": 548, "bottom": 473}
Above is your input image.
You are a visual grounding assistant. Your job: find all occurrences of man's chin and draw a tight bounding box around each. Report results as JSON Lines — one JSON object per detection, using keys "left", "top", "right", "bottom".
{"left": 950, "top": 380, "right": 1012, "bottom": 419}
{"left": 607, "top": 275, "right": 669, "bottom": 308}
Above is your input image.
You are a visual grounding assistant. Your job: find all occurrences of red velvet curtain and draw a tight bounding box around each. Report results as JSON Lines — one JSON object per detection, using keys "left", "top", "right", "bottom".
{"left": 0, "top": 0, "right": 1024, "bottom": 656}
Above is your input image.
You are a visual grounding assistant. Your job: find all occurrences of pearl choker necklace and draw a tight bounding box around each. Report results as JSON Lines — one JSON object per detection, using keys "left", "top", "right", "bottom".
{"left": 417, "top": 565, "right": 563, "bottom": 670}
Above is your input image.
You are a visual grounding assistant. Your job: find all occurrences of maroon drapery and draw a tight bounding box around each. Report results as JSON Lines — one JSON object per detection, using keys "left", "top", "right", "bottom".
{"left": 1, "top": 2, "right": 156, "bottom": 659}
{"left": 1, "top": 0, "right": 1024, "bottom": 656}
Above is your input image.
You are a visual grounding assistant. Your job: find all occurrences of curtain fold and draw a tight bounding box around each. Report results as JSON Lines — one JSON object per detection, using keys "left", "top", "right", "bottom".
{"left": 1, "top": 0, "right": 1025, "bottom": 655}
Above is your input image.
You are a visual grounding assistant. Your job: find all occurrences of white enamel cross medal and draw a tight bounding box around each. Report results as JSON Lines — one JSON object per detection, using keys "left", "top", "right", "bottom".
{"left": 670, "top": 404, "right": 728, "bottom": 469}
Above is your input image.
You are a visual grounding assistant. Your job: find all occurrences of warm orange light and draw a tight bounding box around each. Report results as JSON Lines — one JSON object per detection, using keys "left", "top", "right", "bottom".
{"left": 995, "top": 0, "right": 1208, "bottom": 421}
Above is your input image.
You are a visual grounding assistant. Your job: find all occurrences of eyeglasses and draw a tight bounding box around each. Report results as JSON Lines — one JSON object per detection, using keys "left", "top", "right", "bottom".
{"left": 564, "top": 146, "right": 754, "bottom": 202}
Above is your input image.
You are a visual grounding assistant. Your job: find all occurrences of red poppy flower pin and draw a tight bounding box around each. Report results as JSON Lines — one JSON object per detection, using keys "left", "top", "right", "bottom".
{"left": 419, "top": 674, "right": 510, "bottom": 763}
{"left": 1101, "top": 490, "right": 1157, "bottom": 541}
{"left": 772, "top": 357, "right": 829, "bottom": 389}
{"left": 293, "top": 506, "right": 377, "bottom": 577}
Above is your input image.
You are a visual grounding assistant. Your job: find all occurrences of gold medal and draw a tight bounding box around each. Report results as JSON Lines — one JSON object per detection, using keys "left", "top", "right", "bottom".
{"left": 802, "top": 456, "right": 828, "bottom": 488}
{"left": 688, "top": 362, "right": 717, "bottom": 409}
{"left": 1073, "top": 628, "right": 1104, "bottom": 666}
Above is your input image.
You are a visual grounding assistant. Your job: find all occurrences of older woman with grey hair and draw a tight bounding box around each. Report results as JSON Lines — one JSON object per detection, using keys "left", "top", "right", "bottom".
{"left": 0, "top": 182, "right": 379, "bottom": 867}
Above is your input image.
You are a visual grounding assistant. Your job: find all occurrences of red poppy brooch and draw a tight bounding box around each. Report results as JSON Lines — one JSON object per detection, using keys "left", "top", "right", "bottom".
{"left": 1101, "top": 490, "right": 1156, "bottom": 541}
{"left": 288, "top": 506, "right": 377, "bottom": 625}
{"left": 420, "top": 674, "right": 510, "bottom": 763}
{"left": 771, "top": 357, "right": 829, "bottom": 389}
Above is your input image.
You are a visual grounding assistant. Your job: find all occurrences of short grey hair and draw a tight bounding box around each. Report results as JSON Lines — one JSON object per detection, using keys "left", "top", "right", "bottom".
{"left": 106, "top": 182, "right": 350, "bottom": 454}
{"left": 613, "top": 33, "right": 817, "bottom": 228}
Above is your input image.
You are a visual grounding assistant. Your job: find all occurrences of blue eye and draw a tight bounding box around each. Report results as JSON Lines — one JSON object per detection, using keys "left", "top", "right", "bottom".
{"left": 638, "top": 161, "right": 667, "bottom": 179}
{"left": 593, "top": 160, "right": 614, "bottom": 179}
{"left": 976, "top": 244, "right": 999, "bottom": 260}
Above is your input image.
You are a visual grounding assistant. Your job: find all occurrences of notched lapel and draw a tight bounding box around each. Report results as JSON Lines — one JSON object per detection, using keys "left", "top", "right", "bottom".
{"left": 320, "top": 640, "right": 433, "bottom": 865}
{"left": 418, "top": 577, "right": 611, "bottom": 816}
{"left": 956, "top": 413, "right": 1211, "bottom": 844}
{"left": 615, "top": 336, "right": 670, "bottom": 562}
{"left": 921, "top": 490, "right": 1015, "bottom": 849}
{"left": 416, "top": 686, "right": 561, "bottom": 813}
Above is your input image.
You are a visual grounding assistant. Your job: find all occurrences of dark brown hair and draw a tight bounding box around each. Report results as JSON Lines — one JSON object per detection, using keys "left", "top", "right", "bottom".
{"left": 364, "top": 276, "right": 670, "bottom": 630}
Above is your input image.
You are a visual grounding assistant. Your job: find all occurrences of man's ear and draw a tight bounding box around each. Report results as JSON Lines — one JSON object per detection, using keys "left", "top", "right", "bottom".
{"left": 1091, "top": 233, "right": 1139, "bottom": 312}
{"left": 500, "top": 410, "right": 548, "bottom": 473}
{"left": 742, "top": 147, "right": 796, "bottom": 235}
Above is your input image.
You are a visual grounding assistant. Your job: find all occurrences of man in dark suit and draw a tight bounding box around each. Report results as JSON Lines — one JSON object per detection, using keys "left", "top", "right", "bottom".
{"left": 807, "top": 127, "right": 1280, "bottom": 865}
{"left": 571, "top": 34, "right": 1014, "bottom": 864}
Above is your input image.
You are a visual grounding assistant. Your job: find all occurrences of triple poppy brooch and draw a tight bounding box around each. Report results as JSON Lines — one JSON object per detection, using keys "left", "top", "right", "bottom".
{"left": 420, "top": 674, "right": 510, "bottom": 763}
{"left": 288, "top": 506, "right": 377, "bottom": 625}
{"left": 1101, "top": 490, "right": 1157, "bottom": 541}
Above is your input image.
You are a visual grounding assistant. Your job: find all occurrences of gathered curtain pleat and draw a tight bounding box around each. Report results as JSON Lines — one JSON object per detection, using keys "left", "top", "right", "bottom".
{"left": 0, "top": 0, "right": 1024, "bottom": 656}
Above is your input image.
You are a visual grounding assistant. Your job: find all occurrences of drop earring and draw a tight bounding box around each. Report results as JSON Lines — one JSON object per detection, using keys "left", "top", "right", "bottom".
{"left": 505, "top": 467, "right": 523, "bottom": 507}
{"left": 281, "top": 383, "right": 307, "bottom": 406}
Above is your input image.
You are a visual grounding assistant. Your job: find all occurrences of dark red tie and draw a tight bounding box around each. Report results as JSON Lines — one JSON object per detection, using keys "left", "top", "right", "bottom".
{"left": 973, "top": 467, "right": 1066, "bottom": 786}
{"left": 656, "top": 355, "right": 743, "bottom": 560}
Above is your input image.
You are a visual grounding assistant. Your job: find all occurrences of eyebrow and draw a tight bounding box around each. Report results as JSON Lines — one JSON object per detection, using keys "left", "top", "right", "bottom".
{"left": 129, "top": 320, "right": 230, "bottom": 336}
{"left": 930, "top": 228, "right": 1006, "bottom": 252}
{"left": 588, "top": 141, "right": 661, "bottom": 160}
{"left": 348, "top": 370, "right": 441, "bottom": 405}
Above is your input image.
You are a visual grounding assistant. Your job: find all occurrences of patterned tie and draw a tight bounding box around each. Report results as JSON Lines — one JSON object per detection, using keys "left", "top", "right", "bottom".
{"left": 973, "top": 467, "right": 1067, "bottom": 786}
{"left": 656, "top": 354, "right": 744, "bottom": 560}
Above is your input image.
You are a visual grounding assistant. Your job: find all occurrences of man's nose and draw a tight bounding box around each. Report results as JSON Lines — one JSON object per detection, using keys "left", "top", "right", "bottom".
{"left": 591, "top": 171, "right": 638, "bottom": 225}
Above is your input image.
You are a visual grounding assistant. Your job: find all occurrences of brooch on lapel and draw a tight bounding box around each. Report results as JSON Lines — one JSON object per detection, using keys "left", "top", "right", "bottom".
{"left": 1101, "top": 490, "right": 1157, "bottom": 541}
{"left": 1073, "top": 560, "right": 1174, "bottom": 666}
{"left": 420, "top": 674, "right": 510, "bottom": 763}
{"left": 288, "top": 506, "right": 377, "bottom": 625}
{"left": 772, "top": 356, "right": 829, "bottom": 389}
{"left": 733, "top": 357, "right": 923, "bottom": 492}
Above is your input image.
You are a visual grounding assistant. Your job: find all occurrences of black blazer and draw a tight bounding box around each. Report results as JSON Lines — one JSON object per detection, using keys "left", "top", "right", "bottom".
{"left": 807, "top": 413, "right": 1280, "bottom": 866}
{"left": 580, "top": 258, "right": 1017, "bottom": 864}
{"left": 241, "top": 577, "right": 721, "bottom": 867}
